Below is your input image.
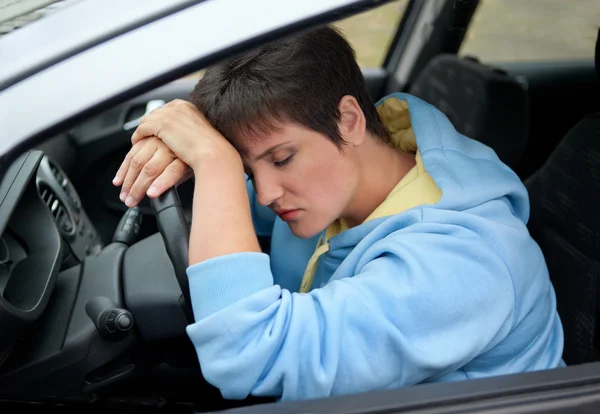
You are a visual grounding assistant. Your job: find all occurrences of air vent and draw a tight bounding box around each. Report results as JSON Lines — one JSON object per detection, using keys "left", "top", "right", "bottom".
{"left": 38, "top": 184, "right": 75, "bottom": 234}
{"left": 48, "top": 162, "right": 80, "bottom": 209}
{"left": 49, "top": 163, "right": 67, "bottom": 187}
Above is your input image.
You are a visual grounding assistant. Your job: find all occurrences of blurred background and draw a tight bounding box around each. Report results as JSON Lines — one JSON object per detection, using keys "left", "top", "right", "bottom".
{"left": 337, "top": 0, "right": 600, "bottom": 67}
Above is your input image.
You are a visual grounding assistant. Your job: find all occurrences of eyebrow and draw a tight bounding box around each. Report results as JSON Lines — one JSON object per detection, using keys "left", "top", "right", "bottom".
{"left": 253, "top": 142, "right": 292, "bottom": 162}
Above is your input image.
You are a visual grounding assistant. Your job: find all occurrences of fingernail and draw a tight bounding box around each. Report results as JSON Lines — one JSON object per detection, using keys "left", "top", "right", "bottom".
{"left": 112, "top": 175, "right": 120, "bottom": 185}
{"left": 147, "top": 186, "right": 158, "bottom": 197}
{"left": 119, "top": 191, "right": 126, "bottom": 202}
{"left": 125, "top": 196, "right": 135, "bottom": 207}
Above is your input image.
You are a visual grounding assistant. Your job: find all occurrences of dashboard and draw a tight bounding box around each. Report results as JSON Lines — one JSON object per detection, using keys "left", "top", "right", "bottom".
{"left": 0, "top": 150, "right": 102, "bottom": 364}
{"left": 0, "top": 81, "right": 198, "bottom": 395}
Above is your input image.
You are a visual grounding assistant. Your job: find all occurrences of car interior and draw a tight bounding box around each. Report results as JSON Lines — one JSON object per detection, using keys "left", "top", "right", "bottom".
{"left": 1, "top": 0, "right": 600, "bottom": 412}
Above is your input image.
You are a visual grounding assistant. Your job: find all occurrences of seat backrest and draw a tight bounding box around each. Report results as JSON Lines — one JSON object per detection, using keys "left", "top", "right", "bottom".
{"left": 526, "top": 29, "right": 600, "bottom": 365}
{"left": 409, "top": 54, "right": 529, "bottom": 170}
{"left": 526, "top": 114, "right": 600, "bottom": 365}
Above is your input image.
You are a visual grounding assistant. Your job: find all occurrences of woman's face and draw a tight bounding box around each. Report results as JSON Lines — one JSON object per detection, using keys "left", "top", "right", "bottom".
{"left": 241, "top": 122, "right": 360, "bottom": 239}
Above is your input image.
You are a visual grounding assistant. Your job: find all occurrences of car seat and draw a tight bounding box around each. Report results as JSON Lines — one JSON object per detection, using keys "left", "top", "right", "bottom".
{"left": 409, "top": 54, "right": 529, "bottom": 171}
{"left": 525, "top": 29, "right": 600, "bottom": 365}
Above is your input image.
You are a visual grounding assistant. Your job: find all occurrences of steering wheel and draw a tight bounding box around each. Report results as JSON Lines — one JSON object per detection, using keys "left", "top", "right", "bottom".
{"left": 149, "top": 187, "right": 194, "bottom": 323}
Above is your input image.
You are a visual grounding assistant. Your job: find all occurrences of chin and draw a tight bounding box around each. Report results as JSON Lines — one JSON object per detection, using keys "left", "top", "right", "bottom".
{"left": 287, "top": 222, "right": 324, "bottom": 239}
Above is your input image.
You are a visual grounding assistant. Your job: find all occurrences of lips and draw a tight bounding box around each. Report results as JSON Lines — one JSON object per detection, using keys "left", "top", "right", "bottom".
{"left": 275, "top": 209, "right": 301, "bottom": 222}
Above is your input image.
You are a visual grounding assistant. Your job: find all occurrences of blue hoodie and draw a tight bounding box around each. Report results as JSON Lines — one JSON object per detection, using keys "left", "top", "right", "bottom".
{"left": 185, "top": 93, "right": 564, "bottom": 401}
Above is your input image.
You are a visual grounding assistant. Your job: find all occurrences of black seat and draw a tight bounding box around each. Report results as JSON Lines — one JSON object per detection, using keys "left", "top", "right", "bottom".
{"left": 526, "top": 30, "right": 600, "bottom": 365}
{"left": 409, "top": 54, "right": 529, "bottom": 170}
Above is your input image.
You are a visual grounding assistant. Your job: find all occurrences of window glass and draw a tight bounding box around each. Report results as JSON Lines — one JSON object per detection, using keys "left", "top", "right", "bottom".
{"left": 182, "top": 0, "right": 409, "bottom": 80}
{"left": 334, "top": 0, "right": 409, "bottom": 67}
{"left": 460, "top": 0, "right": 600, "bottom": 62}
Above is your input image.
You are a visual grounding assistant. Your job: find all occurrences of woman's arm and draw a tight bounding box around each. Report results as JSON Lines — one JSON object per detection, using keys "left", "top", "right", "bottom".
{"left": 185, "top": 223, "right": 516, "bottom": 401}
{"left": 186, "top": 150, "right": 261, "bottom": 263}
{"left": 113, "top": 99, "right": 272, "bottom": 254}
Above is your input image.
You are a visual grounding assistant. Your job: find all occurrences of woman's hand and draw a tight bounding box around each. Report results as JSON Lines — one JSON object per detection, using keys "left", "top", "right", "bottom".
{"left": 113, "top": 99, "right": 242, "bottom": 207}
{"left": 114, "top": 99, "right": 258, "bottom": 263}
{"left": 112, "top": 137, "right": 192, "bottom": 208}
{"left": 130, "top": 99, "right": 240, "bottom": 169}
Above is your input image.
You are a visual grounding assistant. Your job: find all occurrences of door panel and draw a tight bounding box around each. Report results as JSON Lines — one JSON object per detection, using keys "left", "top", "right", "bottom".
{"left": 212, "top": 362, "right": 600, "bottom": 414}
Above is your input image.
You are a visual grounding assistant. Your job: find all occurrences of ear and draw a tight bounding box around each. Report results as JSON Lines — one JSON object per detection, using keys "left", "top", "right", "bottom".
{"left": 338, "top": 95, "right": 366, "bottom": 146}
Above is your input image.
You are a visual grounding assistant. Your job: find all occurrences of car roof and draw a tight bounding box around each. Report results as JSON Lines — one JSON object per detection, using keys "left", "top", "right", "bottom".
{"left": 0, "top": 0, "right": 197, "bottom": 91}
{"left": 0, "top": 0, "right": 375, "bottom": 161}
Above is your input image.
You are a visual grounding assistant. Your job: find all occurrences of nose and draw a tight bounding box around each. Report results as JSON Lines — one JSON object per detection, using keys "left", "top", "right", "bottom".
{"left": 254, "top": 172, "right": 284, "bottom": 207}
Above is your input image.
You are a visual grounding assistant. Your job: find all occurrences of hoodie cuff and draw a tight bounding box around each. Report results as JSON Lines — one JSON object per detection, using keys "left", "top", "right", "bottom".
{"left": 187, "top": 252, "right": 273, "bottom": 320}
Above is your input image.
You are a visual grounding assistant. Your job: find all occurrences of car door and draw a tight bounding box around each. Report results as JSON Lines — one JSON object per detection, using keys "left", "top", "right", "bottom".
{"left": 203, "top": 361, "right": 600, "bottom": 414}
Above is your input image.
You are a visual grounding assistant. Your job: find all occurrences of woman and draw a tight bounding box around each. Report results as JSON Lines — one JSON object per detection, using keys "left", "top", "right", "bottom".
{"left": 113, "top": 26, "right": 563, "bottom": 401}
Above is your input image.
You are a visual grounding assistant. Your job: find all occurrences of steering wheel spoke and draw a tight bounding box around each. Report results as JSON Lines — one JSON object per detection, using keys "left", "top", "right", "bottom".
{"left": 149, "top": 188, "right": 194, "bottom": 323}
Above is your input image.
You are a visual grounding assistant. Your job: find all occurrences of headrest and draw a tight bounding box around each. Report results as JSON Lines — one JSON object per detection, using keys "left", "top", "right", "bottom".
{"left": 408, "top": 54, "right": 529, "bottom": 170}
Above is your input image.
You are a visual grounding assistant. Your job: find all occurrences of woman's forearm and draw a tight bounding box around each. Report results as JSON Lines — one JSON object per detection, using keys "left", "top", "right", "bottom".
{"left": 189, "top": 155, "right": 261, "bottom": 265}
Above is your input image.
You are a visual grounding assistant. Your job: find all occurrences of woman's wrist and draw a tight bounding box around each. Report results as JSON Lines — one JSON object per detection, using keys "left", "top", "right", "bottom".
{"left": 190, "top": 144, "right": 244, "bottom": 177}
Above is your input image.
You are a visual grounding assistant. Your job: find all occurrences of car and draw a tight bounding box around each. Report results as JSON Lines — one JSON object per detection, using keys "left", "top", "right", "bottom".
{"left": 1, "top": 0, "right": 600, "bottom": 413}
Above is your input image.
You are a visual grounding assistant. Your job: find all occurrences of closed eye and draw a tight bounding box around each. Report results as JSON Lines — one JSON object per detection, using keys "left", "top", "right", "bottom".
{"left": 274, "top": 155, "right": 294, "bottom": 167}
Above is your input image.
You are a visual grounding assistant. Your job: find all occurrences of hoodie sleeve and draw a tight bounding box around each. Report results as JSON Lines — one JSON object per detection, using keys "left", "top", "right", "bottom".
{"left": 246, "top": 176, "right": 275, "bottom": 236}
{"left": 185, "top": 223, "right": 515, "bottom": 401}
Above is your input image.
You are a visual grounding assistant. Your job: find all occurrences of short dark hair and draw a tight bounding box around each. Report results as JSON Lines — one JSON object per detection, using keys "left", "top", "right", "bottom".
{"left": 189, "top": 25, "right": 389, "bottom": 150}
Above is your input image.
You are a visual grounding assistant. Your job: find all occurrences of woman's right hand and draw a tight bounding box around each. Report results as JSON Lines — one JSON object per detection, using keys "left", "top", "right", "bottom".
{"left": 112, "top": 137, "right": 193, "bottom": 208}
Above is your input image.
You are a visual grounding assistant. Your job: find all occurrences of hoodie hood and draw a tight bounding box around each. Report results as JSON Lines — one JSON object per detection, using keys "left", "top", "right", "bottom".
{"left": 380, "top": 93, "right": 529, "bottom": 218}
{"left": 300, "top": 93, "right": 530, "bottom": 292}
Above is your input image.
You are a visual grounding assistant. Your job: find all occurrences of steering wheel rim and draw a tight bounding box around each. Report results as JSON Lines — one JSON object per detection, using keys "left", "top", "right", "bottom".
{"left": 149, "top": 187, "right": 194, "bottom": 323}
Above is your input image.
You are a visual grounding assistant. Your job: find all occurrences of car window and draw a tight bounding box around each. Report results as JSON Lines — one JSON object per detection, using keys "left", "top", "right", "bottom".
{"left": 459, "top": 0, "right": 600, "bottom": 62}
{"left": 333, "top": 0, "right": 408, "bottom": 67}
{"left": 182, "top": 0, "right": 409, "bottom": 81}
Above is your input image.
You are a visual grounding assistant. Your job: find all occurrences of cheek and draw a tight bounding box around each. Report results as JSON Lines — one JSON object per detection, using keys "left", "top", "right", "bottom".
{"left": 290, "top": 151, "right": 354, "bottom": 212}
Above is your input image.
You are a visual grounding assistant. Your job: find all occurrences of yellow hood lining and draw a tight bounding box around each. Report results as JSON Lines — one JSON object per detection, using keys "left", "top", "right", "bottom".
{"left": 377, "top": 97, "right": 418, "bottom": 154}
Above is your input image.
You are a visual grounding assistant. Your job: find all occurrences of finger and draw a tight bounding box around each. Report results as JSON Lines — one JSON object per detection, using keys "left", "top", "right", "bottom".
{"left": 147, "top": 159, "right": 192, "bottom": 198}
{"left": 120, "top": 139, "right": 158, "bottom": 202}
{"left": 113, "top": 140, "right": 146, "bottom": 187}
{"left": 131, "top": 118, "right": 162, "bottom": 146}
{"left": 176, "top": 166, "right": 194, "bottom": 186}
{"left": 125, "top": 147, "right": 176, "bottom": 207}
